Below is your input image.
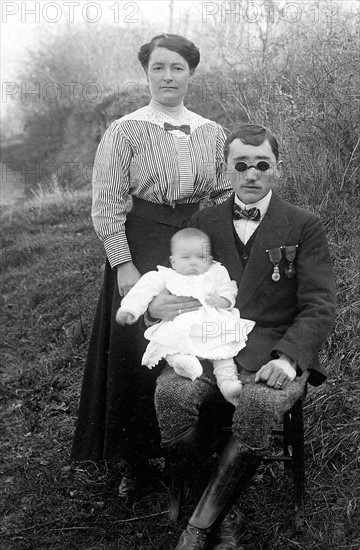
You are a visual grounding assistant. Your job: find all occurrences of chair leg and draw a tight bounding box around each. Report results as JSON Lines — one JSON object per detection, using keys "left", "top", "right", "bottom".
{"left": 283, "top": 409, "right": 292, "bottom": 471}
{"left": 290, "top": 399, "right": 305, "bottom": 530}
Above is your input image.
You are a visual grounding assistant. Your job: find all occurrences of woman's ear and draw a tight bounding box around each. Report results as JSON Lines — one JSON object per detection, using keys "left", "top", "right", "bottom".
{"left": 169, "top": 255, "right": 174, "bottom": 267}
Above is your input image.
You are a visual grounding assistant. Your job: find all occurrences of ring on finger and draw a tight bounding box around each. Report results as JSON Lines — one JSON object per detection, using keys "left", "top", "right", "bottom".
{"left": 275, "top": 381, "right": 282, "bottom": 388}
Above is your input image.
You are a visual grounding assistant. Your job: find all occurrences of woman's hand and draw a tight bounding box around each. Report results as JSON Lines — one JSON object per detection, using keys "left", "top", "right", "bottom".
{"left": 117, "top": 261, "right": 141, "bottom": 297}
{"left": 148, "top": 288, "right": 201, "bottom": 321}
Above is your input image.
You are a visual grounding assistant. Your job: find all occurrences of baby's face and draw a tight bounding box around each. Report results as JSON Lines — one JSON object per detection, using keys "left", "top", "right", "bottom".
{"left": 170, "top": 237, "right": 212, "bottom": 276}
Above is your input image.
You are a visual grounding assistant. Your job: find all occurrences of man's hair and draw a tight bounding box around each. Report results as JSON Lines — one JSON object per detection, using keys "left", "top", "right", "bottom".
{"left": 224, "top": 124, "right": 279, "bottom": 161}
{"left": 138, "top": 33, "right": 200, "bottom": 71}
{"left": 170, "top": 228, "right": 211, "bottom": 252}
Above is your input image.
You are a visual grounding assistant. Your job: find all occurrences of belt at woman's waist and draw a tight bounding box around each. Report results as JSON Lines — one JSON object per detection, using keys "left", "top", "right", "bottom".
{"left": 130, "top": 196, "right": 200, "bottom": 228}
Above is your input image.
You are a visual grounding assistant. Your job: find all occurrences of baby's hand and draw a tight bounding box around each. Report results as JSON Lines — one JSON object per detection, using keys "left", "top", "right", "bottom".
{"left": 205, "top": 293, "right": 231, "bottom": 309}
{"left": 116, "top": 310, "right": 137, "bottom": 325}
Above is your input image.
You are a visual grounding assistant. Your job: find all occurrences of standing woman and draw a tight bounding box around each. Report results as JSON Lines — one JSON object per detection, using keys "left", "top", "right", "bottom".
{"left": 71, "top": 33, "right": 232, "bottom": 494}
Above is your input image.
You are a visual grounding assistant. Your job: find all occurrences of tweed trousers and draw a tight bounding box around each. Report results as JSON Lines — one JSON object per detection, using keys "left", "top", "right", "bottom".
{"left": 155, "top": 363, "right": 309, "bottom": 449}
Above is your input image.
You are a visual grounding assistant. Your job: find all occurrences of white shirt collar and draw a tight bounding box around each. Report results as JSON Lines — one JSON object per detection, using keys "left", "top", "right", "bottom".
{"left": 234, "top": 190, "right": 272, "bottom": 219}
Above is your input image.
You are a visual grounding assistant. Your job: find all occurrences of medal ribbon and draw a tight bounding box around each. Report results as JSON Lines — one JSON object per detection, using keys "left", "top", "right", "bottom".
{"left": 284, "top": 245, "right": 298, "bottom": 278}
{"left": 267, "top": 247, "right": 282, "bottom": 265}
{"left": 284, "top": 245, "right": 298, "bottom": 262}
{"left": 266, "top": 247, "right": 282, "bottom": 282}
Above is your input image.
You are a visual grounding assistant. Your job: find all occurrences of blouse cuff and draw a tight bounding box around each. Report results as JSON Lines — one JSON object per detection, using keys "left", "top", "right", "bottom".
{"left": 104, "top": 232, "right": 132, "bottom": 268}
{"left": 211, "top": 188, "right": 233, "bottom": 205}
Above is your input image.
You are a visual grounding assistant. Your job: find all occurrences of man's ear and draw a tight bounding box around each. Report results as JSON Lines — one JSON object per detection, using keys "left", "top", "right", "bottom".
{"left": 169, "top": 255, "right": 174, "bottom": 267}
{"left": 275, "top": 160, "right": 284, "bottom": 179}
{"left": 221, "top": 162, "right": 228, "bottom": 175}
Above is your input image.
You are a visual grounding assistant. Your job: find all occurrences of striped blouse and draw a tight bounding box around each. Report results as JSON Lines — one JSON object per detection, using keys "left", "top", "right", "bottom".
{"left": 92, "top": 103, "right": 232, "bottom": 268}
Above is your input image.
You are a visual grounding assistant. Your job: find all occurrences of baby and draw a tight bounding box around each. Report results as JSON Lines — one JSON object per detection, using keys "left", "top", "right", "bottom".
{"left": 116, "top": 228, "right": 255, "bottom": 406}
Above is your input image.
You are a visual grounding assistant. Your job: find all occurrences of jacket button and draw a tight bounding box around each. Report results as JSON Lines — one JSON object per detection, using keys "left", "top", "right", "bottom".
{"left": 243, "top": 254, "right": 248, "bottom": 260}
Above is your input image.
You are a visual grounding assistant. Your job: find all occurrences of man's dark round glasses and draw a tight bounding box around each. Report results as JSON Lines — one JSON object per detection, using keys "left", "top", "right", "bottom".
{"left": 234, "top": 161, "right": 271, "bottom": 172}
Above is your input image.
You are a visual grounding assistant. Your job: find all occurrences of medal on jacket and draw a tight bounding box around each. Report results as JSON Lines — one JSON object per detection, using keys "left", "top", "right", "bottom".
{"left": 266, "top": 247, "right": 282, "bottom": 282}
{"left": 284, "top": 245, "right": 298, "bottom": 278}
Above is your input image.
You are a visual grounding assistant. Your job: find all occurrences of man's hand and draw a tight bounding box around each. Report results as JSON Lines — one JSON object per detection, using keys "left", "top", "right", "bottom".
{"left": 148, "top": 288, "right": 201, "bottom": 321}
{"left": 254, "top": 355, "right": 297, "bottom": 390}
{"left": 117, "top": 261, "right": 141, "bottom": 296}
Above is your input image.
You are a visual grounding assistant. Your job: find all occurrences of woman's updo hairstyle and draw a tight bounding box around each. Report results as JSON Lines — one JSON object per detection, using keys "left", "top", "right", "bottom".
{"left": 138, "top": 33, "right": 200, "bottom": 71}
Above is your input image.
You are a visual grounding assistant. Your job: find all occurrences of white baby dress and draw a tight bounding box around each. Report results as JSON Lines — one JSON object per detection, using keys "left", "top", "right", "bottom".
{"left": 118, "top": 262, "right": 255, "bottom": 368}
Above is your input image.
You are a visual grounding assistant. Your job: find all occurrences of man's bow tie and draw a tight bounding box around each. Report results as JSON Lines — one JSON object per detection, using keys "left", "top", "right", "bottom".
{"left": 233, "top": 204, "right": 261, "bottom": 221}
{"left": 164, "top": 122, "right": 191, "bottom": 135}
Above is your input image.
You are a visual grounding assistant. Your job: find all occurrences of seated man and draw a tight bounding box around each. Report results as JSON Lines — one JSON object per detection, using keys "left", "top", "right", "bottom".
{"left": 149, "top": 124, "right": 336, "bottom": 550}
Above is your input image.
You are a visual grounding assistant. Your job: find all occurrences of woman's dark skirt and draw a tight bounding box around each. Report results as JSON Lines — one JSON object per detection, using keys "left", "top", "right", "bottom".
{"left": 71, "top": 198, "right": 200, "bottom": 462}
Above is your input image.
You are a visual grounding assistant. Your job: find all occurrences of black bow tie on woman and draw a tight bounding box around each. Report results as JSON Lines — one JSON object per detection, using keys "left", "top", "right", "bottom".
{"left": 164, "top": 122, "right": 191, "bottom": 135}
{"left": 233, "top": 203, "right": 261, "bottom": 221}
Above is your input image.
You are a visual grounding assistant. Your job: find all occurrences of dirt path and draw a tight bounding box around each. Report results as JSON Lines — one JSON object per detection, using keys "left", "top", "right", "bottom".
{"left": 0, "top": 161, "right": 26, "bottom": 207}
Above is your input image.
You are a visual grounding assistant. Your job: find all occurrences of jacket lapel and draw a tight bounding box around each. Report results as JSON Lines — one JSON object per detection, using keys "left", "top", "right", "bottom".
{"left": 237, "top": 193, "right": 293, "bottom": 309}
{"left": 206, "top": 195, "right": 245, "bottom": 286}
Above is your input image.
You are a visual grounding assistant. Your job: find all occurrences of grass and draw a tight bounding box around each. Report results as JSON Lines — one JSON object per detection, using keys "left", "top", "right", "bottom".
{"left": 1, "top": 188, "right": 359, "bottom": 550}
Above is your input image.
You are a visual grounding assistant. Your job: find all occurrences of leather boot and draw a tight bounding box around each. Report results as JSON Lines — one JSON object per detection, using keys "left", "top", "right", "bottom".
{"left": 165, "top": 425, "right": 209, "bottom": 523}
{"left": 174, "top": 436, "right": 265, "bottom": 550}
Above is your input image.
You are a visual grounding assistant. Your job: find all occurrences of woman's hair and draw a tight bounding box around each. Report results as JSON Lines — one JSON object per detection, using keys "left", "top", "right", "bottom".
{"left": 224, "top": 124, "right": 280, "bottom": 161}
{"left": 138, "top": 33, "right": 200, "bottom": 71}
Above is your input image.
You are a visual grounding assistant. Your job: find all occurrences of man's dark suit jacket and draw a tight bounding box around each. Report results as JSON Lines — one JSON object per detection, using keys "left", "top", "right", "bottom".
{"left": 189, "top": 192, "right": 336, "bottom": 386}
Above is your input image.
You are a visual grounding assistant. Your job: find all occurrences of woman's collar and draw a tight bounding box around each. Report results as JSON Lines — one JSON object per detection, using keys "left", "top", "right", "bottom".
{"left": 149, "top": 99, "right": 185, "bottom": 121}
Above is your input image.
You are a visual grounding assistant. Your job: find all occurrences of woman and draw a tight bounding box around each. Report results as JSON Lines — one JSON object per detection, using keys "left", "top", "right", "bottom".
{"left": 71, "top": 33, "right": 232, "bottom": 495}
